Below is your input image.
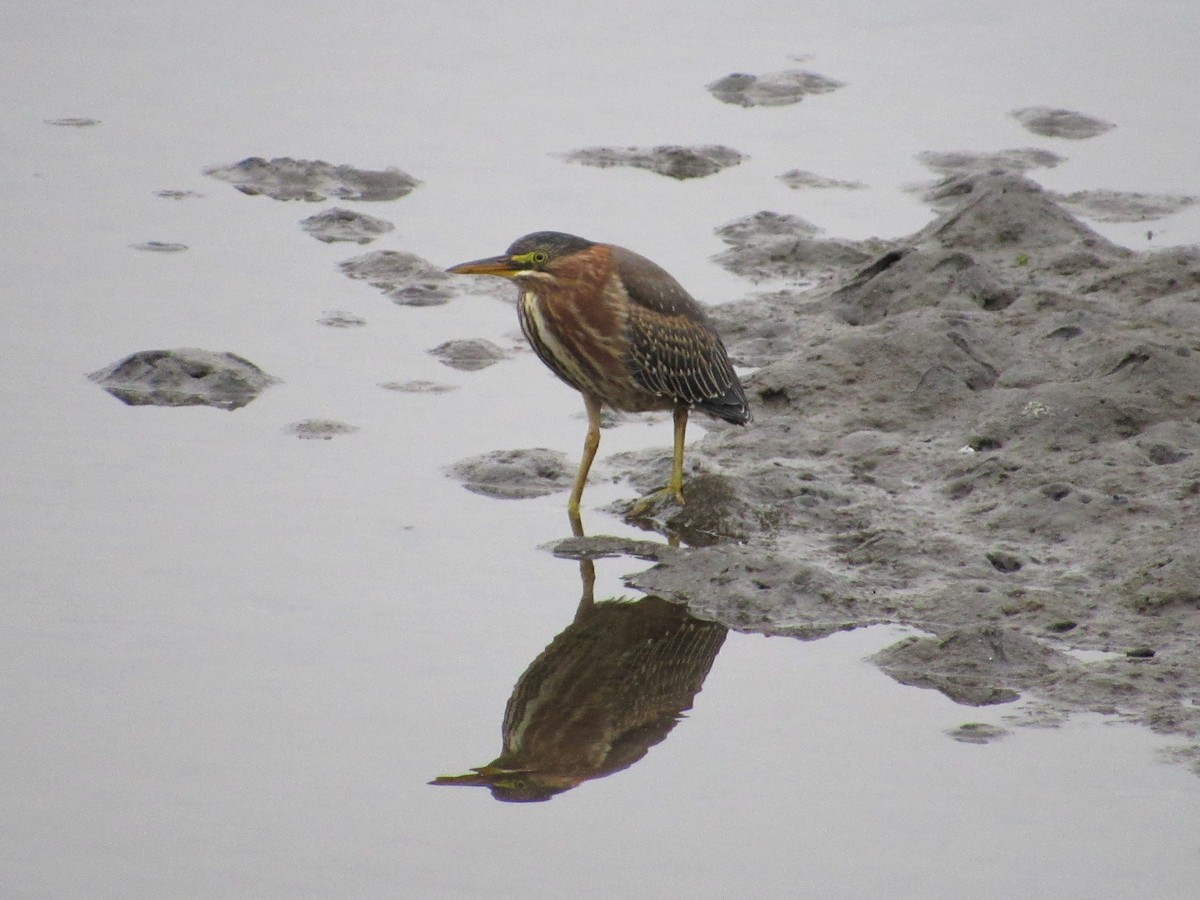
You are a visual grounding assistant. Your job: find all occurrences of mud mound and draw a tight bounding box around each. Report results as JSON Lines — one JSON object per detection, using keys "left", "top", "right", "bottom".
{"left": 379, "top": 380, "right": 458, "bottom": 394}
{"left": 428, "top": 338, "right": 510, "bottom": 371}
{"left": 448, "top": 448, "right": 572, "bottom": 499}
{"left": 1056, "top": 190, "right": 1198, "bottom": 223}
{"left": 915, "top": 148, "right": 1066, "bottom": 177}
{"left": 317, "top": 310, "right": 367, "bottom": 328}
{"left": 131, "top": 241, "right": 188, "bottom": 253}
{"left": 286, "top": 420, "right": 359, "bottom": 440}
{"left": 339, "top": 250, "right": 456, "bottom": 306}
{"left": 778, "top": 170, "right": 866, "bottom": 190}
{"left": 45, "top": 117, "right": 100, "bottom": 127}
{"left": 712, "top": 210, "right": 885, "bottom": 282}
{"left": 1009, "top": 107, "right": 1115, "bottom": 140}
{"left": 559, "top": 145, "right": 745, "bottom": 180}
{"left": 204, "top": 157, "right": 419, "bottom": 202}
{"left": 707, "top": 69, "right": 843, "bottom": 107}
{"left": 88, "top": 348, "right": 278, "bottom": 410}
{"left": 301, "top": 208, "right": 395, "bottom": 244}
{"left": 616, "top": 171, "right": 1200, "bottom": 752}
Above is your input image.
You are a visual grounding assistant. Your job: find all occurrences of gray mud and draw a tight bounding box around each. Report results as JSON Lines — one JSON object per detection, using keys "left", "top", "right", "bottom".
{"left": 88, "top": 348, "right": 278, "bottom": 410}
{"left": 560, "top": 145, "right": 746, "bottom": 180}
{"left": 428, "top": 338, "right": 510, "bottom": 371}
{"left": 379, "top": 379, "right": 458, "bottom": 394}
{"left": 1055, "top": 190, "right": 1199, "bottom": 223}
{"left": 915, "top": 148, "right": 1066, "bottom": 176}
{"left": 712, "top": 210, "right": 888, "bottom": 282}
{"left": 301, "top": 207, "right": 395, "bottom": 244}
{"left": 339, "top": 249, "right": 458, "bottom": 306}
{"left": 707, "top": 69, "right": 843, "bottom": 107}
{"left": 1009, "top": 106, "right": 1116, "bottom": 140}
{"left": 203, "top": 157, "right": 419, "bottom": 202}
{"left": 317, "top": 310, "right": 367, "bottom": 328}
{"left": 448, "top": 448, "right": 572, "bottom": 499}
{"left": 778, "top": 169, "right": 866, "bottom": 190}
{"left": 604, "top": 172, "right": 1200, "bottom": 762}
{"left": 285, "top": 419, "right": 359, "bottom": 440}
{"left": 945, "top": 722, "right": 1010, "bottom": 744}
{"left": 131, "top": 241, "right": 188, "bottom": 253}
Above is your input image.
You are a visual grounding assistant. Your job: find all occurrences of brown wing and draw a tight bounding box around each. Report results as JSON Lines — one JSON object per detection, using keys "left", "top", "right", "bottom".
{"left": 612, "top": 246, "right": 751, "bottom": 424}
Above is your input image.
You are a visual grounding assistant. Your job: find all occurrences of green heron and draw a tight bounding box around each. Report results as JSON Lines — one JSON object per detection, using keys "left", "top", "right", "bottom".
{"left": 446, "top": 231, "right": 750, "bottom": 516}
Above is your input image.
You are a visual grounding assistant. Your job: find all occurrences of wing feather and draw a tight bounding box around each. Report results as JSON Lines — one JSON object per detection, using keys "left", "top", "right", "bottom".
{"left": 611, "top": 247, "right": 750, "bottom": 424}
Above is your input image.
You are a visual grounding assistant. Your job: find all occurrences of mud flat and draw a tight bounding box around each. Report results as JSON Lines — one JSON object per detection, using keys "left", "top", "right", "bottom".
{"left": 596, "top": 172, "right": 1200, "bottom": 764}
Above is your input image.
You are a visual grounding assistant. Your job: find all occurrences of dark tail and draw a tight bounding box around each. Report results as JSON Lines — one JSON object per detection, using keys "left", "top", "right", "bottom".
{"left": 696, "top": 382, "right": 751, "bottom": 425}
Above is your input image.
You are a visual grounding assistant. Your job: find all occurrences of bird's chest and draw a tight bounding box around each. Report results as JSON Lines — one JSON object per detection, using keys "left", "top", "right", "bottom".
{"left": 518, "top": 289, "right": 642, "bottom": 405}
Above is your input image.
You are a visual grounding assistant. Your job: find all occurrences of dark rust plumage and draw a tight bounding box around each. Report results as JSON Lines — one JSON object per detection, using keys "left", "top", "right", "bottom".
{"left": 447, "top": 231, "right": 750, "bottom": 516}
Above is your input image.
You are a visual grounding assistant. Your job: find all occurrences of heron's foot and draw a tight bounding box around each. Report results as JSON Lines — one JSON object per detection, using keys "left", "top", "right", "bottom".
{"left": 626, "top": 483, "right": 685, "bottom": 519}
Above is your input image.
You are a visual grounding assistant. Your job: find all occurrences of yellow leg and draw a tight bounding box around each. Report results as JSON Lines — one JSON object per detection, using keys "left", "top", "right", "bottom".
{"left": 628, "top": 404, "right": 689, "bottom": 517}
{"left": 667, "top": 404, "right": 688, "bottom": 502}
{"left": 568, "top": 394, "right": 603, "bottom": 517}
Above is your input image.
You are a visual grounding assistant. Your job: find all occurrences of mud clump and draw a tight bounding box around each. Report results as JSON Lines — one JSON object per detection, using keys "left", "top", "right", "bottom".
{"left": 946, "top": 723, "right": 1010, "bottom": 744}
{"left": 339, "top": 250, "right": 456, "bottom": 306}
{"left": 379, "top": 380, "right": 458, "bottom": 394}
{"left": 915, "top": 148, "right": 1066, "bottom": 177}
{"left": 778, "top": 170, "right": 866, "bottom": 190}
{"left": 1009, "top": 106, "right": 1116, "bottom": 140}
{"left": 204, "top": 157, "right": 419, "bottom": 202}
{"left": 1055, "top": 190, "right": 1198, "bottom": 223}
{"left": 610, "top": 170, "right": 1200, "bottom": 754}
{"left": 45, "top": 117, "right": 100, "bottom": 127}
{"left": 560, "top": 145, "right": 746, "bottom": 180}
{"left": 317, "top": 310, "right": 367, "bottom": 328}
{"left": 872, "top": 626, "right": 1073, "bottom": 707}
{"left": 448, "top": 448, "right": 572, "bottom": 499}
{"left": 285, "top": 419, "right": 359, "bottom": 440}
{"left": 131, "top": 241, "right": 188, "bottom": 253}
{"left": 301, "top": 208, "right": 395, "bottom": 244}
{"left": 429, "top": 338, "right": 510, "bottom": 371}
{"left": 707, "top": 69, "right": 843, "bottom": 107}
{"left": 88, "top": 348, "right": 278, "bottom": 410}
{"left": 713, "top": 210, "right": 886, "bottom": 282}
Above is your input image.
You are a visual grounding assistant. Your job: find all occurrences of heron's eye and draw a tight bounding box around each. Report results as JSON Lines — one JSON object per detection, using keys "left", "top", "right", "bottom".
{"left": 531, "top": 250, "right": 549, "bottom": 265}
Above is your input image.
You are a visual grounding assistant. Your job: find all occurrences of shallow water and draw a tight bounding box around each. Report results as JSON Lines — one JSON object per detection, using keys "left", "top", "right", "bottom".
{"left": 5, "top": 2, "right": 1200, "bottom": 897}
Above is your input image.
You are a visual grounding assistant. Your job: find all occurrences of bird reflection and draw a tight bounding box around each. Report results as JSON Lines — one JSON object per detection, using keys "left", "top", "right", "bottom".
{"left": 431, "top": 518, "right": 726, "bottom": 802}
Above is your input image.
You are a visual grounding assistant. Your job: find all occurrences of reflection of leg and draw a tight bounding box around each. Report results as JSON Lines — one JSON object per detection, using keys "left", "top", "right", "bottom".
{"left": 628, "top": 404, "right": 688, "bottom": 517}
{"left": 569, "top": 501, "right": 595, "bottom": 620}
{"left": 568, "top": 394, "right": 602, "bottom": 517}
{"left": 574, "top": 557, "right": 596, "bottom": 622}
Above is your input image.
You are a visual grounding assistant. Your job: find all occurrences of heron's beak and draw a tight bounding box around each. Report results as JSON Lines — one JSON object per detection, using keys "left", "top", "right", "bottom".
{"left": 446, "top": 255, "right": 518, "bottom": 278}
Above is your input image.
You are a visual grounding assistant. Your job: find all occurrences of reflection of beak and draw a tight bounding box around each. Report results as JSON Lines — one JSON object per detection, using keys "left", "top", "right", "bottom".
{"left": 429, "top": 765, "right": 530, "bottom": 786}
{"left": 446, "top": 255, "right": 518, "bottom": 278}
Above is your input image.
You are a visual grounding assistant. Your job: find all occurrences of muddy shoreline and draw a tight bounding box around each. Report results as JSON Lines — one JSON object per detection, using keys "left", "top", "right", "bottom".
{"left": 585, "top": 172, "right": 1200, "bottom": 763}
